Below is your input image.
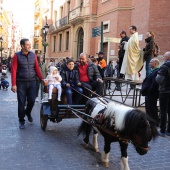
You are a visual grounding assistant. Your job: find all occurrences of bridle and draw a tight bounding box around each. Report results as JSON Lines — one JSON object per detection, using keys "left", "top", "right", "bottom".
{"left": 129, "top": 121, "right": 151, "bottom": 152}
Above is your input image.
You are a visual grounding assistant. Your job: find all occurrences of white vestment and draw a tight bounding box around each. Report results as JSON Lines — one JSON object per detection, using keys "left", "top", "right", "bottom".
{"left": 120, "top": 32, "right": 144, "bottom": 81}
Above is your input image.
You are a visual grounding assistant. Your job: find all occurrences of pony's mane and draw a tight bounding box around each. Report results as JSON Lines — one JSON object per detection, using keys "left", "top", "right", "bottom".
{"left": 122, "top": 109, "right": 158, "bottom": 139}
{"left": 104, "top": 102, "right": 133, "bottom": 131}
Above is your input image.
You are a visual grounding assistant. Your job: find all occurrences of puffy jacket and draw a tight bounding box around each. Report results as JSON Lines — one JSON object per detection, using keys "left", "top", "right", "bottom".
{"left": 156, "top": 61, "right": 170, "bottom": 93}
{"left": 75, "top": 62, "right": 101, "bottom": 82}
{"left": 60, "top": 68, "right": 80, "bottom": 87}
{"left": 16, "top": 51, "right": 36, "bottom": 82}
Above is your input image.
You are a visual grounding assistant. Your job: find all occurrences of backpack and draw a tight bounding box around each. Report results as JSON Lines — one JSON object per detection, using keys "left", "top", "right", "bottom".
{"left": 153, "top": 42, "right": 160, "bottom": 57}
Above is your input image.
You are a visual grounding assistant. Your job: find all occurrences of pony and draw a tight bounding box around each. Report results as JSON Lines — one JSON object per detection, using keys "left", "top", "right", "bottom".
{"left": 78, "top": 98, "right": 158, "bottom": 170}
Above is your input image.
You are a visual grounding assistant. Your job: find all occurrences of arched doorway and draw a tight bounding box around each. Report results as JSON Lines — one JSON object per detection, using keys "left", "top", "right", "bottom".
{"left": 77, "top": 27, "right": 84, "bottom": 60}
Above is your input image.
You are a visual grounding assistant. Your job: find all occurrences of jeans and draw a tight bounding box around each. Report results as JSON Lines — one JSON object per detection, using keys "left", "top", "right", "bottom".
{"left": 145, "top": 95, "right": 159, "bottom": 124}
{"left": 159, "top": 93, "right": 170, "bottom": 133}
{"left": 145, "top": 56, "right": 152, "bottom": 77}
{"left": 17, "top": 81, "right": 36, "bottom": 123}
{"left": 81, "top": 81, "right": 103, "bottom": 103}
{"left": 65, "top": 86, "right": 83, "bottom": 105}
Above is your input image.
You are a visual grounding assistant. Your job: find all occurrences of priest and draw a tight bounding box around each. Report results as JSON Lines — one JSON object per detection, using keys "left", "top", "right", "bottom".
{"left": 120, "top": 26, "right": 144, "bottom": 81}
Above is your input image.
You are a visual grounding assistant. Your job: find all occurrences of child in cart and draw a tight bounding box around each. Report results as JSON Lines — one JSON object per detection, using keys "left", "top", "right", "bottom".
{"left": 60, "top": 59, "right": 83, "bottom": 105}
{"left": 45, "top": 66, "right": 62, "bottom": 101}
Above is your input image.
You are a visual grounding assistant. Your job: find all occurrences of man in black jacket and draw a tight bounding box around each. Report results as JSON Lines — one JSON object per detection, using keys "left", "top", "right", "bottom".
{"left": 141, "top": 58, "right": 159, "bottom": 125}
{"left": 156, "top": 51, "right": 170, "bottom": 137}
{"left": 75, "top": 53, "right": 103, "bottom": 101}
{"left": 118, "top": 31, "right": 129, "bottom": 78}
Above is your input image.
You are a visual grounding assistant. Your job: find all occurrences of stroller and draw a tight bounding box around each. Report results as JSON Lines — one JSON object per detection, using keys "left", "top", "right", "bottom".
{"left": 1, "top": 64, "right": 7, "bottom": 77}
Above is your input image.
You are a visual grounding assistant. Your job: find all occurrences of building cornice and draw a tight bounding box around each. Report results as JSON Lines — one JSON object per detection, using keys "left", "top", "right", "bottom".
{"left": 97, "top": 6, "right": 135, "bottom": 18}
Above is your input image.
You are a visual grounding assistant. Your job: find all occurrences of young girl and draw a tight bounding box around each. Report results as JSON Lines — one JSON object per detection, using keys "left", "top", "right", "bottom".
{"left": 45, "top": 66, "right": 62, "bottom": 101}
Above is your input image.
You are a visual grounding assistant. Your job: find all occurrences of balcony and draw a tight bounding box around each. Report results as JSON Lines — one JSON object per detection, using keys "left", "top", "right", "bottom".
{"left": 49, "top": 23, "right": 56, "bottom": 33}
{"left": 34, "top": 19, "right": 39, "bottom": 28}
{"left": 55, "top": 16, "right": 69, "bottom": 29}
{"left": 34, "top": 6, "right": 40, "bottom": 16}
{"left": 69, "top": 6, "right": 83, "bottom": 24}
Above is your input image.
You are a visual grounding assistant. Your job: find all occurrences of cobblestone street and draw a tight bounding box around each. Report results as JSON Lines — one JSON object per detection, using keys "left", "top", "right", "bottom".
{"left": 0, "top": 73, "right": 170, "bottom": 170}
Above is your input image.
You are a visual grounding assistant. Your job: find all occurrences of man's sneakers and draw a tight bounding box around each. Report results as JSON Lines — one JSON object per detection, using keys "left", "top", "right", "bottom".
{"left": 26, "top": 114, "right": 33, "bottom": 123}
{"left": 25, "top": 111, "right": 33, "bottom": 123}
{"left": 35, "top": 97, "right": 39, "bottom": 102}
{"left": 158, "top": 131, "right": 165, "bottom": 137}
{"left": 158, "top": 130, "right": 170, "bottom": 137}
{"left": 19, "top": 122, "right": 25, "bottom": 129}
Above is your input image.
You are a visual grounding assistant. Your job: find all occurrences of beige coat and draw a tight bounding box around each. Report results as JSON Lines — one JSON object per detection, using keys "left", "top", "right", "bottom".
{"left": 121, "top": 32, "right": 144, "bottom": 78}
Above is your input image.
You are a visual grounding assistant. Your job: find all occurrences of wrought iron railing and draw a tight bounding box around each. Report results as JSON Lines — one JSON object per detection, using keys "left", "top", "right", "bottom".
{"left": 55, "top": 16, "right": 68, "bottom": 29}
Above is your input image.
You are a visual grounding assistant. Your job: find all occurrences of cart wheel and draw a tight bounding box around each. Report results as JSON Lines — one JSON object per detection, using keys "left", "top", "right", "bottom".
{"left": 40, "top": 105, "right": 48, "bottom": 131}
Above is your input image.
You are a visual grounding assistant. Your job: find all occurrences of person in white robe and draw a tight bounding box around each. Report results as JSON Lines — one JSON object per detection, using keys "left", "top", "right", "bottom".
{"left": 120, "top": 26, "right": 144, "bottom": 81}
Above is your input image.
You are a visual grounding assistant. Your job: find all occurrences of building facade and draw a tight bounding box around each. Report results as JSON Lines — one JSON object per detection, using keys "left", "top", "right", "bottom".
{"left": 40, "top": 0, "right": 170, "bottom": 63}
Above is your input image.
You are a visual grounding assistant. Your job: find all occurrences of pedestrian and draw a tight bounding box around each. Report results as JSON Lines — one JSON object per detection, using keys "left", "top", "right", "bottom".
{"left": 45, "top": 66, "right": 62, "bottom": 101}
{"left": 156, "top": 51, "right": 170, "bottom": 137}
{"left": 118, "top": 31, "right": 129, "bottom": 78}
{"left": 97, "top": 51, "right": 106, "bottom": 79}
{"left": 141, "top": 58, "right": 159, "bottom": 126}
{"left": 35, "top": 55, "right": 48, "bottom": 101}
{"left": 91, "top": 58, "right": 98, "bottom": 66}
{"left": 11, "top": 38, "right": 43, "bottom": 129}
{"left": 75, "top": 53, "right": 103, "bottom": 102}
{"left": 120, "top": 26, "right": 143, "bottom": 81}
{"left": 143, "top": 31, "right": 155, "bottom": 77}
{"left": 104, "top": 60, "right": 114, "bottom": 89}
{"left": 60, "top": 59, "right": 83, "bottom": 105}
{"left": 0, "top": 76, "right": 9, "bottom": 90}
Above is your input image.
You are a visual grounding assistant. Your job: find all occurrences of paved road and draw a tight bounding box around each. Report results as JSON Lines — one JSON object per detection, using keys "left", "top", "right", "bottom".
{"left": 0, "top": 72, "right": 170, "bottom": 170}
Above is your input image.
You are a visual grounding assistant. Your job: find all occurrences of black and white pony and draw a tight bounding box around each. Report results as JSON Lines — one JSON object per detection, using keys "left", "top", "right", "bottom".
{"left": 78, "top": 98, "right": 158, "bottom": 170}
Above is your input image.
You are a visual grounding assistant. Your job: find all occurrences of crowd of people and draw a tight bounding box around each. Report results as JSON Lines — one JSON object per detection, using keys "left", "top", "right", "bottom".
{"left": 9, "top": 26, "right": 170, "bottom": 136}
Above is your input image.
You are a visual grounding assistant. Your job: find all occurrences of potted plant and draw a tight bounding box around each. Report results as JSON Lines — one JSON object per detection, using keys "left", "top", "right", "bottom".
{"left": 42, "top": 42, "right": 49, "bottom": 47}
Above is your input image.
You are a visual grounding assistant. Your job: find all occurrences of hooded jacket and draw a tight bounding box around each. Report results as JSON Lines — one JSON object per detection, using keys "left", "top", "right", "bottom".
{"left": 46, "top": 66, "right": 62, "bottom": 85}
{"left": 156, "top": 61, "right": 170, "bottom": 93}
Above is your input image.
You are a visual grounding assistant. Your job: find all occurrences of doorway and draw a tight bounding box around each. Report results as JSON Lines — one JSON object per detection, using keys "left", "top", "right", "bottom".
{"left": 77, "top": 27, "right": 84, "bottom": 60}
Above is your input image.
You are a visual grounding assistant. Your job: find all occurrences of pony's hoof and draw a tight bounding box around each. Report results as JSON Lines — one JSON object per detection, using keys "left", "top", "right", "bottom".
{"left": 83, "top": 143, "right": 88, "bottom": 148}
{"left": 102, "top": 162, "right": 109, "bottom": 167}
{"left": 94, "top": 148, "right": 99, "bottom": 152}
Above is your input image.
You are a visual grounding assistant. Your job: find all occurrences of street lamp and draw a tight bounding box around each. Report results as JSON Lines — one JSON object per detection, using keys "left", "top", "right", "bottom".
{"left": 42, "top": 23, "right": 49, "bottom": 62}
{"left": 0, "top": 36, "right": 3, "bottom": 63}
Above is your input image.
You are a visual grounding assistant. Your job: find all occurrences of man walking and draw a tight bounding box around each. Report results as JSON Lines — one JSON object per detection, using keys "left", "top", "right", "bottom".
{"left": 141, "top": 58, "right": 159, "bottom": 125}
{"left": 156, "top": 51, "right": 170, "bottom": 137}
{"left": 11, "top": 38, "right": 43, "bottom": 129}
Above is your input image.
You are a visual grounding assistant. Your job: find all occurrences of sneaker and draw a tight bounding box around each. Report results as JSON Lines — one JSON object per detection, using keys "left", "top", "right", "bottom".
{"left": 158, "top": 130, "right": 165, "bottom": 137}
{"left": 58, "top": 97, "right": 61, "bottom": 101}
{"left": 26, "top": 112, "right": 33, "bottom": 123}
{"left": 166, "top": 132, "right": 170, "bottom": 136}
{"left": 19, "top": 122, "right": 25, "bottom": 129}
{"left": 35, "top": 97, "right": 39, "bottom": 102}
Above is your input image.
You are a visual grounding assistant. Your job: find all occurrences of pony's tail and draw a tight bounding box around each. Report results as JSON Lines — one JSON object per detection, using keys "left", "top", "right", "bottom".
{"left": 77, "top": 121, "right": 92, "bottom": 137}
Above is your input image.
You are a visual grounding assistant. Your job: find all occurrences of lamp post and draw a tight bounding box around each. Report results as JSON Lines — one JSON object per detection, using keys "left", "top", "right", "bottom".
{"left": 0, "top": 36, "right": 3, "bottom": 63}
{"left": 42, "top": 23, "right": 49, "bottom": 62}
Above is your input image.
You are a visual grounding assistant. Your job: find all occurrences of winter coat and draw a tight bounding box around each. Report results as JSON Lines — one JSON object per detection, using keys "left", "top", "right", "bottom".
{"left": 156, "top": 61, "right": 170, "bottom": 93}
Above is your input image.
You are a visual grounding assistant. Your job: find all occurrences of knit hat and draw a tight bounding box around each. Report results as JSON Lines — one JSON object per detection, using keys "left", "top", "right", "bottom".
{"left": 50, "top": 66, "right": 58, "bottom": 74}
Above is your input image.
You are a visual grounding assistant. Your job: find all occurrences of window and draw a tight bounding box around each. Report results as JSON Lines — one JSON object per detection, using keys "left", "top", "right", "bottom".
{"left": 103, "top": 20, "right": 110, "bottom": 33}
{"left": 54, "top": 11, "right": 57, "bottom": 22}
{"left": 53, "top": 36, "right": 56, "bottom": 52}
{"left": 101, "top": 0, "right": 109, "bottom": 3}
{"left": 60, "top": 6, "right": 63, "bottom": 19}
{"left": 59, "top": 34, "right": 62, "bottom": 51}
{"left": 66, "top": 31, "right": 69, "bottom": 51}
